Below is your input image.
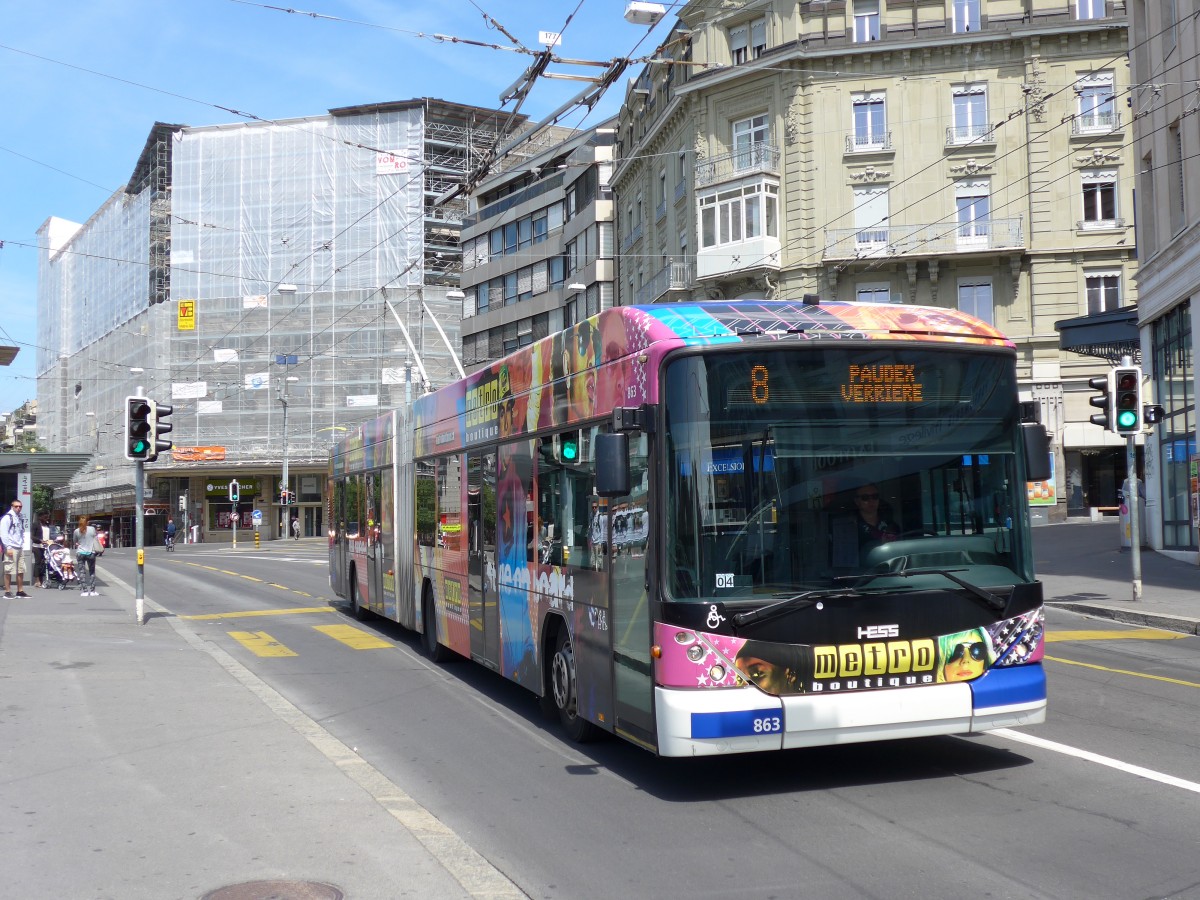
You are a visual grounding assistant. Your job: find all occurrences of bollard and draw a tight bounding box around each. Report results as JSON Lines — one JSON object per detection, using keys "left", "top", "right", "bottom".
{"left": 255, "top": 530, "right": 260, "bottom": 549}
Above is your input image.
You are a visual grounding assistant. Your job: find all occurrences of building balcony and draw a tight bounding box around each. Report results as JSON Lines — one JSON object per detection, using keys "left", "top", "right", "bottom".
{"left": 696, "top": 143, "right": 780, "bottom": 188}
{"left": 945, "top": 124, "right": 996, "bottom": 146}
{"left": 823, "top": 217, "right": 1024, "bottom": 261}
{"left": 845, "top": 132, "right": 893, "bottom": 154}
{"left": 636, "top": 260, "right": 694, "bottom": 304}
{"left": 1071, "top": 112, "right": 1122, "bottom": 135}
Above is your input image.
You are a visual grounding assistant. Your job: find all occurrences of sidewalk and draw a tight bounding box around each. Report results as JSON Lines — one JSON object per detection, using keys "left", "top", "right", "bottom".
{"left": 1036, "top": 520, "right": 1200, "bottom": 635}
{"left": 0, "top": 570, "right": 523, "bottom": 900}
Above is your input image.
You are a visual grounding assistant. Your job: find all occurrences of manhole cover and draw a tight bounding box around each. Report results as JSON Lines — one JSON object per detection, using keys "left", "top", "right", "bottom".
{"left": 202, "top": 881, "right": 343, "bottom": 900}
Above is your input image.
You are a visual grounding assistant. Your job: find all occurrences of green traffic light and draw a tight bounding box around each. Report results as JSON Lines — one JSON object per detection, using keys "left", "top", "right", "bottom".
{"left": 1116, "top": 409, "right": 1139, "bottom": 429}
{"left": 561, "top": 439, "right": 578, "bottom": 461}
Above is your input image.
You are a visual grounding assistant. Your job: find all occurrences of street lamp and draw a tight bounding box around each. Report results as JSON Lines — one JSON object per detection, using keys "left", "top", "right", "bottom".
{"left": 277, "top": 374, "right": 299, "bottom": 537}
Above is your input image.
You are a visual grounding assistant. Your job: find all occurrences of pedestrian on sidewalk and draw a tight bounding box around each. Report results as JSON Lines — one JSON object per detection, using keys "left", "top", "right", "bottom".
{"left": 292, "top": 516, "right": 301, "bottom": 541}
{"left": 30, "top": 511, "right": 49, "bottom": 588}
{"left": 1, "top": 498, "right": 29, "bottom": 599}
{"left": 72, "top": 515, "right": 102, "bottom": 597}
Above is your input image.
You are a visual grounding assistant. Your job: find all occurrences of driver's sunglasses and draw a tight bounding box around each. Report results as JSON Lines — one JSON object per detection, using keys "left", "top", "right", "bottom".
{"left": 947, "top": 641, "right": 987, "bottom": 663}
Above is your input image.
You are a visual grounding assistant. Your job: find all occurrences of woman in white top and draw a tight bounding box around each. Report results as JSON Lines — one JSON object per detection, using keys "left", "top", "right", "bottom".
{"left": 72, "top": 515, "right": 102, "bottom": 597}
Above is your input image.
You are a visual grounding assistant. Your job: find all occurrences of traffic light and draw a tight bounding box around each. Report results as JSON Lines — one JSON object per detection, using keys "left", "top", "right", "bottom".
{"left": 150, "top": 401, "right": 173, "bottom": 459}
{"left": 1088, "top": 373, "right": 1112, "bottom": 431}
{"left": 229, "top": 480, "right": 240, "bottom": 502}
{"left": 280, "top": 489, "right": 292, "bottom": 506}
{"left": 125, "top": 396, "right": 153, "bottom": 460}
{"left": 1113, "top": 366, "right": 1143, "bottom": 435}
{"left": 1144, "top": 404, "right": 1166, "bottom": 426}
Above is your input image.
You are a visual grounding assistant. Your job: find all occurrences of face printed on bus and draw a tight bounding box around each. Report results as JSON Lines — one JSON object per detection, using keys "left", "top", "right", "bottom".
{"left": 736, "top": 654, "right": 797, "bottom": 694}
{"left": 941, "top": 639, "right": 987, "bottom": 682}
{"left": 565, "top": 319, "right": 598, "bottom": 417}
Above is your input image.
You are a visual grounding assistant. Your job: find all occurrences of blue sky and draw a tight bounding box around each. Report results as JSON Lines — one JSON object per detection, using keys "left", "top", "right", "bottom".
{"left": 0, "top": 0, "right": 671, "bottom": 414}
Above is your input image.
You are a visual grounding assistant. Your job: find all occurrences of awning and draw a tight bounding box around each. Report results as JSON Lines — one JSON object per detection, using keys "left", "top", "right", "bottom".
{"left": 0, "top": 453, "right": 94, "bottom": 489}
{"left": 1055, "top": 306, "right": 1140, "bottom": 363}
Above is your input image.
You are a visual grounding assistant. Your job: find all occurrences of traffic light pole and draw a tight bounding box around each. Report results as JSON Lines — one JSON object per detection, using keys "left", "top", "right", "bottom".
{"left": 1127, "top": 435, "right": 1142, "bottom": 602}
{"left": 135, "top": 454, "right": 146, "bottom": 624}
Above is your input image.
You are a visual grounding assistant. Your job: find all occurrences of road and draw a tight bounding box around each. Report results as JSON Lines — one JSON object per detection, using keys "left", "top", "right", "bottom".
{"left": 90, "top": 535, "right": 1200, "bottom": 898}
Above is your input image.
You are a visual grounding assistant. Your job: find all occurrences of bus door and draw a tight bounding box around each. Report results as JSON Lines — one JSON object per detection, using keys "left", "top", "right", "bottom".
{"left": 611, "top": 433, "right": 656, "bottom": 749}
{"left": 468, "top": 451, "right": 500, "bottom": 667}
{"left": 365, "top": 472, "right": 385, "bottom": 612}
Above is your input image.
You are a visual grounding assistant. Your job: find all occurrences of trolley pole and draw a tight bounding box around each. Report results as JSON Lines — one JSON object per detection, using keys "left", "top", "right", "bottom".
{"left": 1127, "top": 436, "right": 1142, "bottom": 602}
{"left": 135, "top": 458, "right": 145, "bottom": 625}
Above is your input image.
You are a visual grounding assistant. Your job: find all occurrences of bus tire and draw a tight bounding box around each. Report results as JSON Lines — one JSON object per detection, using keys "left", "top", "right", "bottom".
{"left": 549, "top": 628, "right": 601, "bottom": 743}
{"left": 422, "top": 585, "right": 451, "bottom": 663}
{"left": 349, "top": 568, "right": 368, "bottom": 621}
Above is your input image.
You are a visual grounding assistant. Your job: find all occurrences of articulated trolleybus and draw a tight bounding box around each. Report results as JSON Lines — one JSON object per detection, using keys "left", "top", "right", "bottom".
{"left": 330, "top": 300, "right": 1051, "bottom": 757}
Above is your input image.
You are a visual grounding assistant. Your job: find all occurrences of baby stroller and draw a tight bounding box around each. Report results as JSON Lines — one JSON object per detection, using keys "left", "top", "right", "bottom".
{"left": 44, "top": 541, "right": 78, "bottom": 590}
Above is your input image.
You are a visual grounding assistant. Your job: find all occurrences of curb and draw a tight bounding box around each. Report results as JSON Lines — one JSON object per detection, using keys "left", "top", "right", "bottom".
{"left": 1050, "top": 601, "right": 1200, "bottom": 636}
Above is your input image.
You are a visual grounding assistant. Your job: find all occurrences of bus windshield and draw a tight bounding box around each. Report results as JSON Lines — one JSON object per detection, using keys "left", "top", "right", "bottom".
{"left": 663, "top": 345, "right": 1035, "bottom": 602}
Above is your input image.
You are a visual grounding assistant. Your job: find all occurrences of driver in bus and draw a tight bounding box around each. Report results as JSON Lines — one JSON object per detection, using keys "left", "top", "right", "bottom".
{"left": 853, "top": 482, "right": 899, "bottom": 564}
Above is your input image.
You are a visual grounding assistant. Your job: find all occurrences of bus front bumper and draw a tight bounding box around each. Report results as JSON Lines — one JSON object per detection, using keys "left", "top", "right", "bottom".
{"left": 654, "top": 663, "right": 1047, "bottom": 757}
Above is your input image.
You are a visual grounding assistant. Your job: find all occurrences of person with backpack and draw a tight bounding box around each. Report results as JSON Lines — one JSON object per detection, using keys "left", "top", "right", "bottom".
{"left": 1, "top": 499, "right": 29, "bottom": 599}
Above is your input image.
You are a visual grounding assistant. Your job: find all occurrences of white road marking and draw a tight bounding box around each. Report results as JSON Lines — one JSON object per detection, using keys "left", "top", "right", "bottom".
{"left": 991, "top": 728, "right": 1200, "bottom": 795}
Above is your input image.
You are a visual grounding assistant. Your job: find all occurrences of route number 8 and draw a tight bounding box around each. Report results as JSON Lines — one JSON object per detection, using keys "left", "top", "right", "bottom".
{"left": 751, "top": 365, "right": 769, "bottom": 404}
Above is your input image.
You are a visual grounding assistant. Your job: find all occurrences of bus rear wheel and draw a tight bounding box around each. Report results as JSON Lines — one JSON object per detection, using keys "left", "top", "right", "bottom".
{"left": 422, "top": 587, "right": 451, "bottom": 663}
{"left": 549, "top": 629, "right": 601, "bottom": 743}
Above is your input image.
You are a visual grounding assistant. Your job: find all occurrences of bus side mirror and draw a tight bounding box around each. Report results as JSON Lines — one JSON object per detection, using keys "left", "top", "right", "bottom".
{"left": 595, "top": 432, "right": 631, "bottom": 498}
{"left": 1022, "top": 423, "right": 1051, "bottom": 483}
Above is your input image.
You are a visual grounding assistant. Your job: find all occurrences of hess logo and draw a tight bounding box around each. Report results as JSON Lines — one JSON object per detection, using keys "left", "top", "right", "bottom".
{"left": 857, "top": 624, "right": 900, "bottom": 639}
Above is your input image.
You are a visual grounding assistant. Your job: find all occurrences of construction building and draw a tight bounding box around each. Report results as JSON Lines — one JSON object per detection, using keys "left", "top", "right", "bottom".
{"left": 37, "top": 99, "right": 532, "bottom": 543}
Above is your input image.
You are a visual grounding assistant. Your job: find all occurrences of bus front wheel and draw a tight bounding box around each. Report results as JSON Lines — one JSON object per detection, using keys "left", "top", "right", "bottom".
{"left": 349, "top": 570, "right": 367, "bottom": 621}
{"left": 549, "top": 629, "right": 601, "bottom": 743}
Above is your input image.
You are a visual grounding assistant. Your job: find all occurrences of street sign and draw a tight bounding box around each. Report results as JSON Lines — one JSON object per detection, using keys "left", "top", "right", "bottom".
{"left": 275, "top": 354, "right": 298, "bottom": 366}
{"left": 252, "top": 509, "right": 263, "bottom": 522}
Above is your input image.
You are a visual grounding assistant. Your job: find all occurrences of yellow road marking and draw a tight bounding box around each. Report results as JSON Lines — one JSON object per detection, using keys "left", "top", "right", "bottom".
{"left": 1047, "top": 628, "right": 1187, "bottom": 642}
{"left": 1045, "top": 655, "right": 1200, "bottom": 689}
{"left": 314, "top": 624, "right": 393, "bottom": 650}
{"left": 269, "top": 583, "right": 290, "bottom": 590}
{"left": 228, "top": 631, "right": 297, "bottom": 657}
{"left": 181, "top": 606, "right": 335, "bottom": 620}
{"left": 219, "top": 569, "right": 240, "bottom": 576}
{"left": 241, "top": 575, "right": 263, "bottom": 582}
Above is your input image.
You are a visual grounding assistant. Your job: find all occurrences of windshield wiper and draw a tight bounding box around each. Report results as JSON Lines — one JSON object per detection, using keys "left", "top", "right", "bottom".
{"left": 840, "top": 567, "right": 1008, "bottom": 612}
{"left": 732, "top": 588, "right": 867, "bottom": 627}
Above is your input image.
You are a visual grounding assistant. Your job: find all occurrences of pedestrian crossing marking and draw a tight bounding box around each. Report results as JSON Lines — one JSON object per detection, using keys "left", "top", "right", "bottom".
{"left": 313, "top": 624, "right": 393, "bottom": 650}
{"left": 182, "top": 606, "right": 336, "bottom": 620}
{"left": 228, "top": 631, "right": 298, "bottom": 657}
{"left": 1047, "top": 628, "right": 1187, "bottom": 642}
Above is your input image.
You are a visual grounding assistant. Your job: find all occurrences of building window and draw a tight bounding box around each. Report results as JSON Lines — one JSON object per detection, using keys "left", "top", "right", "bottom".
{"left": 1080, "top": 169, "right": 1118, "bottom": 227}
{"left": 752, "top": 18, "right": 767, "bottom": 57}
{"left": 1085, "top": 271, "right": 1121, "bottom": 314}
{"left": 463, "top": 285, "right": 477, "bottom": 318}
{"left": 1152, "top": 300, "right": 1194, "bottom": 548}
{"left": 698, "top": 183, "right": 779, "bottom": 249}
{"left": 1076, "top": 0, "right": 1105, "bottom": 19}
{"left": 958, "top": 279, "right": 993, "bottom": 324}
{"left": 953, "top": 0, "right": 980, "bottom": 33}
{"left": 853, "top": 0, "right": 879, "bottom": 42}
{"left": 729, "top": 23, "right": 749, "bottom": 64}
{"left": 1169, "top": 121, "right": 1185, "bottom": 234}
{"left": 852, "top": 185, "right": 889, "bottom": 246}
{"left": 856, "top": 282, "right": 891, "bottom": 303}
{"left": 1077, "top": 71, "right": 1116, "bottom": 131}
{"left": 732, "top": 114, "right": 770, "bottom": 171}
{"left": 503, "top": 221, "right": 518, "bottom": 255}
{"left": 851, "top": 92, "right": 886, "bottom": 150}
{"left": 950, "top": 83, "right": 989, "bottom": 144}
{"left": 955, "top": 179, "right": 991, "bottom": 243}
{"left": 532, "top": 211, "right": 548, "bottom": 244}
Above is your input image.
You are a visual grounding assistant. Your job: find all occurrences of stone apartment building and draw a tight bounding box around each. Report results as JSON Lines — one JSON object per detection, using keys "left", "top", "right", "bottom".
{"left": 610, "top": 0, "right": 1135, "bottom": 524}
